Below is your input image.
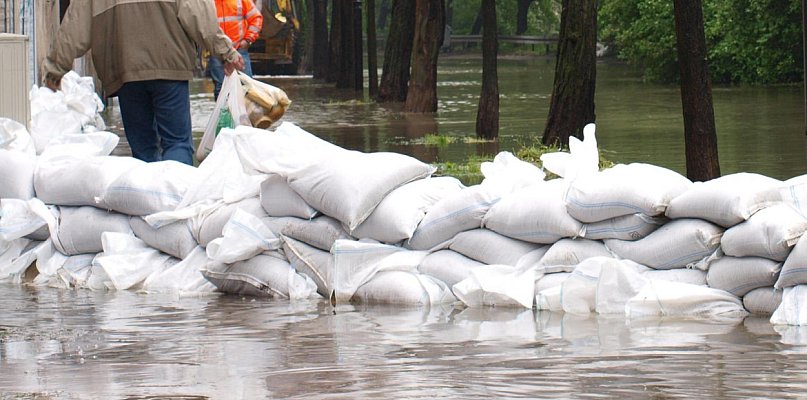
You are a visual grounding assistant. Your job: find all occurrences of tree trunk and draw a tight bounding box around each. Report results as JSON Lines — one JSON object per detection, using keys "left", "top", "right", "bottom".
{"left": 476, "top": 0, "right": 498, "bottom": 139}
{"left": 516, "top": 0, "right": 535, "bottom": 35}
{"left": 377, "top": 0, "right": 416, "bottom": 102}
{"left": 470, "top": 8, "right": 482, "bottom": 35}
{"left": 367, "top": 0, "right": 379, "bottom": 97}
{"left": 297, "top": 0, "right": 315, "bottom": 74}
{"left": 404, "top": 0, "right": 445, "bottom": 113}
{"left": 541, "top": 0, "right": 597, "bottom": 147}
{"left": 352, "top": 0, "right": 363, "bottom": 91}
{"left": 337, "top": 0, "right": 355, "bottom": 89}
{"left": 673, "top": 0, "right": 720, "bottom": 181}
{"left": 378, "top": 0, "right": 391, "bottom": 31}
{"left": 328, "top": 0, "right": 343, "bottom": 83}
{"left": 313, "top": 0, "right": 330, "bottom": 80}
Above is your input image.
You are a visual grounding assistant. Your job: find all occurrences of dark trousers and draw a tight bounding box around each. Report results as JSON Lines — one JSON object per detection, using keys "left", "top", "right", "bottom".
{"left": 117, "top": 80, "right": 193, "bottom": 165}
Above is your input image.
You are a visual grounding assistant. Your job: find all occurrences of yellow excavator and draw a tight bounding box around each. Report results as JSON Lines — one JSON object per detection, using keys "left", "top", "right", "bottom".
{"left": 250, "top": 0, "right": 300, "bottom": 75}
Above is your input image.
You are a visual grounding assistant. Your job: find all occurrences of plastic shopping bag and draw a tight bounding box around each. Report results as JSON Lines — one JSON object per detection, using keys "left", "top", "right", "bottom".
{"left": 196, "top": 73, "right": 250, "bottom": 162}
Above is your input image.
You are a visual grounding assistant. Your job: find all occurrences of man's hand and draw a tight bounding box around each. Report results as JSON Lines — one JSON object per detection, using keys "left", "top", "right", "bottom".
{"left": 44, "top": 74, "right": 62, "bottom": 92}
{"left": 224, "top": 52, "right": 245, "bottom": 75}
{"left": 238, "top": 39, "right": 251, "bottom": 50}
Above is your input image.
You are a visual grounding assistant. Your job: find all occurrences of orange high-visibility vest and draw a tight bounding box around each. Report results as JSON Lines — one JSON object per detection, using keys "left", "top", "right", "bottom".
{"left": 215, "top": 0, "right": 264, "bottom": 45}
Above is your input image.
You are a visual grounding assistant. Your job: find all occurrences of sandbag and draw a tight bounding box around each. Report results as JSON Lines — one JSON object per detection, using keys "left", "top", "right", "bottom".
{"left": 0, "top": 238, "right": 43, "bottom": 283}
{"left": 53, "top": 206, "right": 132, "bottom": 256}
{"left": 538, "top": 238, "right": 613, "bottom": 270}
{"left": 352, "top": 270, "right": 455, "bottom": 305}
{"left": 706, "top": 256, "right": 781, "bottom": 297}
{"left": 566, "top": 163, "right": 692, "bottom": 223}
{"left": 141, "top": 246, "right": 217, "bottom": 293}
{"left": 268, "top": 215, "right": 352, "bottom": 251}
{"left": 479, "top": 151, "right": 546, "bottom": 195}
{"left": 0, "top": 117, "right": 35, "bottom": 154}
{"left": 0, "top": 198, "right": 50, "bottom": 242}
{"left": 417, "top": 249, "right": 484, "bottom": 289}
{"left": 282, "top": 236, "right": 334, "bottom": 297}
{"left": 34, "top": 155, "right": 145, "bottom": 207}
{"left": 406, "top": 185, "right": 500, "bottom": 251}
{"left": 665, "top": 173, "right": 783, "bottom": 227}
{"left": 102, "top": 160, "right": 201, "bottom": 216}
{"left": 0, "top": 149, "right": 36, "bottom": 199}
{"left": 453, "top": 264, "right": 536, "bottom": 308}
{"left": 129, "top": 217, "right": 197, "bottom": 260}
{"left": 205, "top": 209, "right": 282, "bottom": 264}
{"left": 235, "top": 122, "right": 435, "bottom": 230}
{"left": 351, "top": 176, "right": 464, "bottom": 243}
{"left": 604, "top": 218, "right": 723, "bottom": 270}
{"left": 192, "top": 196, "right": 266, "bottom": 247}
{"left": 626, "top": 280, "right": 747, "bottom": 318}
{"left": 583, "top": 213, "right": 667, "bottom": 241}
{"left": 449, "top": 229, "right": 544, "bottom": 266}
{"left": 720, "top": 203, "right": 807, "bottom": 261}
{"left": 776, "top": 233, "right": 807, "bottom": 288}
{"left": 643, "top": 268, "right": 707, "bottom": 286}
{"left": 201, "top": 252, "right": 316, "bottom": 299}
{"left": 743, "top": 287, "right": 783, "bottom": 316}
{"left": 259, "top": 174, "right": 318, "bottom": 219}
{"left": 771, "top": 285, "right": 807, "bottom": 326}
{"left": 53, "top": 253, "right": 96, "bottom": 289}
{"left": 93, "top": 232, "right": 177, "bottom": 290}
{"left": 483, "top": 179, "right": 584, "bottom": 244}
{"left": 534, "top": 272, "right": 571, "bottom": 311}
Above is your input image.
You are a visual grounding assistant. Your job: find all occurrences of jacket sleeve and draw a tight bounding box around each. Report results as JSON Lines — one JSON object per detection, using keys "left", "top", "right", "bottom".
{"left": 40, "top": 0, "right": 92, "bottom": 83}
{"left": 242, "top": 0, "right": 264, "bottom": 44}
{"left": 178, "top": 0, "right": 239, "bottom": 62}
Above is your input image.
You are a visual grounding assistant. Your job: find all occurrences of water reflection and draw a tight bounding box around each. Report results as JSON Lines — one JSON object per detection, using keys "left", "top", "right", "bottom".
{"left": 2, "top": 284, "right": 807, "bottom": 398}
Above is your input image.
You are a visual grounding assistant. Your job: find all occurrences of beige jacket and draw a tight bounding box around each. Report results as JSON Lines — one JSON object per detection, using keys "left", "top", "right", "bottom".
{"left": 42, "top": 0, "right": 239, "bottom": 96}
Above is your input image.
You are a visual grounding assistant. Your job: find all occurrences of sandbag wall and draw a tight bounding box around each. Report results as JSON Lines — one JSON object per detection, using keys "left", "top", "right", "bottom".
{"left": 2, "top": 118, "right": 807, "bottom": 326}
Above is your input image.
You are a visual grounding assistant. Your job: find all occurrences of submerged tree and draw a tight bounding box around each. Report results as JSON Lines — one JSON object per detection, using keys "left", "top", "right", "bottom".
{"left": 367, "top": 0, "right": 379, "bottom": 97}
{"left": 516, "top": 0, "right": 536, "bottom": 35}
{"left": 542, "top": 0, "right": 597, "bottom": 146}
{"left": 378, "top": 0, "right": 416, "bottom": 102}
{"left": 312, "top": 0, "right": 330, "bottom": 80}
{"left": 404, "top": 0, "right": 445, "bottom": 112}
{"left": 476, "top": 0, "right": 498, "bottom": 139}
{"left": 673, "top": 0, "right": 720, "bottom": 180}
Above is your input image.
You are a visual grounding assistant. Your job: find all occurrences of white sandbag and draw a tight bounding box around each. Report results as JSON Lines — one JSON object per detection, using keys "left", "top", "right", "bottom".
{"left": 352, "top": 270, "right": 455, "bottom": 305}
{"left": 129, "top": 217, "right": 197, "bottom": 260}
{"left": 720, "top": 203, "right": 807, "bottom": 261}
{"left": 259, "top": 174, "right": 318, "bottom": 219}
{"left": 566, "top": 163, "right": 692, "bottom": 223}
{"left": 235, "top": 122, "right": 436, "bottom": 230}
{"left": 417, "top": 249, "right": 484, "bottom": 289}
{"left": 201, "top": 252, "right": 317, "bottom": 299}
{"left": 271, "top": 215, "right": 352, "bottom": 251}
{"left": 449, "top": 229, "right": 544, "bottom": 266}
{"left": 539, "top": 123, "right": 599, "bottom": 181}
{"left": 331, "top": 239, "right": 428, "bottom": 304}
{"left": 282, "top": 236, "right": 334, "bottom": 297}
{"left": 141, "top": 246, "right": 217, "bottom": 293}
{"left": 453, "top": 264, "right": 536, "bottom": 308}
{"left": 514, "top": 246, "right": 551, "bottom": 271}
{"left": 706, "top": 256, "right": 781, "bottom": 297}
{"left": 583, "top": 213, "right": 667, "bottom": 241}
{"left": 206, "top": 209, "right": 282, "bottom": 264}
{"left": 773, "top": 174, "right": 807, "bottom": 216}
{"left": 192, "top": 196, "right": 266, "bottom": 247}
{"left": 34, "top": 155, "right": 145, "bottom": 207}
{"left": 102, "top": 160, "right": 201, "bottom": 216}
{"left": 595, "top": 258, "right": 652, "bottom": 315}
{"left": 534, "top": 272, "right": 571, "bottom": 310}
{"left": 643, "top": 268, "right": 707, "bottom": 286}
{"left": 743, "top": 287, "right": 783, "bottom": 315}
{"left": 483, "top": 179, "right": 584, "bottom": 244}
{"left": 53, "top": 206, "right": 132, "bottom": 256}
{"left": 85, "top": 262, "right": 114, "bottom": 291}
{"left": 0, "top": 198, "right": 50, "bottom": 241}
{"left": 52, "top": 253, "right": 95, "bottom": 289}
{"left": 351, "top": 176, "right": 464, "bottom": 243}
{"left": 0, "top": 149, "right": 35, "bottom": 199}
{"left": 771, "top": 285, "right": 807, "bottom": 326}
{"left": 39, "top": 131, "right": 119, "bottom": 158}
{"left": 0, "top": 117, "right": 35, "bottom": 154}
{"left": 535, "top": 272, "right": 571, "bottom": 293}
{"left": 776, "top": 233, "right": 807, "bottom": 288}
{"left": 604, "top": 218, "right": 723, "bottom": 270}
{"left": 93, "top": 232, "right": 178, "bottom": 290}
{"left": 0, "top": 238, "right": 43, "bottom": 283}
{"left": 626, "top": 280, "right": 747, "bottom": 318}
{"left": 665, "top": 173, "right": 783, "bottom": 227}
{"left": 479, "top": 151, "right": 545, "bottom": 195}
{"left": 538, "top": 238, "right": 613, "bottom": 271}
{"left": 407, "top": 185, "right": 499, "bottom": 250}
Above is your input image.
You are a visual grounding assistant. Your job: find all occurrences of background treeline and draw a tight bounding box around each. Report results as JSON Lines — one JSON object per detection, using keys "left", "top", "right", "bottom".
{"left": 440, "top": 0, "right": 803, "bottom": 84}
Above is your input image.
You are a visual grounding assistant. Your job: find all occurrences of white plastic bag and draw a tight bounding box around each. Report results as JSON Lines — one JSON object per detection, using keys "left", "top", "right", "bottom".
{"left": 196, "top": 72, "right": 250, "bottom": 161}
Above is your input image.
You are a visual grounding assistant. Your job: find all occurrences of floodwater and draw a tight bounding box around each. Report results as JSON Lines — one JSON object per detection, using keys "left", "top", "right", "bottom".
{"left": 4, "top": 56, "right": 807, "bottom": 398}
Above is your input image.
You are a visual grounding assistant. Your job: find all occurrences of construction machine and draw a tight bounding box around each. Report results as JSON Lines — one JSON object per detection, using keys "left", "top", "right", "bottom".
{"left": 250, "top": 0, "right": 300, "bottom": 75}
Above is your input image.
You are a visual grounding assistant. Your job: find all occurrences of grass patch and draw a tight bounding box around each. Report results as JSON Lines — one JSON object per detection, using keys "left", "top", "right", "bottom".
{"left": 432, "top": 154, "right": 493, "bottom": 185}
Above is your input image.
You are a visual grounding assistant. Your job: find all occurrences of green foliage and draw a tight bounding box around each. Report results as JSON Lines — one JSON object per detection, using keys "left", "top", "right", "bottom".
{"left": 599, "top": 0, "right": 804, "bottom": 84}
{"left": 450, "top": 0, "right": 560, "bottom": 36}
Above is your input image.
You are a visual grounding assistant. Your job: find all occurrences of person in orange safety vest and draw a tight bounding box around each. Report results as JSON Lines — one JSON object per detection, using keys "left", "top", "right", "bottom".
{"left": 209, "top": 0, "right": 263, "bottom": 99}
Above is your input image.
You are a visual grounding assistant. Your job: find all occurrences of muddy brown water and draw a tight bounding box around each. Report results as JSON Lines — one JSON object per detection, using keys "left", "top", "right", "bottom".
{"left": 3, "top": 56, "right": 807, "bottom": 398}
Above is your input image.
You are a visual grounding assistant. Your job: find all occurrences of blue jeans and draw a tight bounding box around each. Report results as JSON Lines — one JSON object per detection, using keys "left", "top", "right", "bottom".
{"left": 116, "top": 80, "right": 193, "bottom": 165}
{"left": 209, "top": 48, "right": 253, "bottom": 100}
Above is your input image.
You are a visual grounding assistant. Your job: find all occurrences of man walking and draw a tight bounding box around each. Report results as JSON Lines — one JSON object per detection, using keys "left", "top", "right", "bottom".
{"left": 210, "top": 0, "right": 264, "bottom": 99}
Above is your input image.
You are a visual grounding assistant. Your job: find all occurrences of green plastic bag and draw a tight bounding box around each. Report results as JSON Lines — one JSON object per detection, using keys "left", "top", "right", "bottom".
{"left": 215, "top": 108, "right": 234, "bottom": 136}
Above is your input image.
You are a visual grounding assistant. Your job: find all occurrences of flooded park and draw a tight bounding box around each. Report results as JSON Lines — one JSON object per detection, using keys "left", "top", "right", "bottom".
{"left": 2, "top": 55, "right": 807, "bottom": 398}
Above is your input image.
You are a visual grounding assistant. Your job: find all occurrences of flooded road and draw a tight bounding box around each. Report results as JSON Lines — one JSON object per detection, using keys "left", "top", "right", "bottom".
{"left": 4, "top": 56, "right": 807, "bottom": 398}
{"left": 3, "top": 286, "right": 807, "bottom": 398}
